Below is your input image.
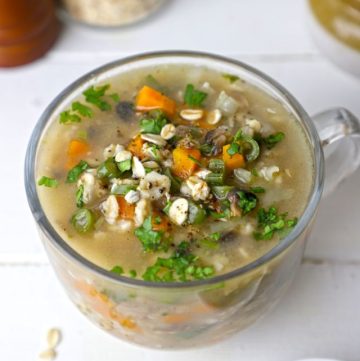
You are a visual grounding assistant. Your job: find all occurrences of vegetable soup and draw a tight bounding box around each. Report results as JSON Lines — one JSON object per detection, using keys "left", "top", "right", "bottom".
{"left": 36, "top": 64, "right": 314, "bottom": 283}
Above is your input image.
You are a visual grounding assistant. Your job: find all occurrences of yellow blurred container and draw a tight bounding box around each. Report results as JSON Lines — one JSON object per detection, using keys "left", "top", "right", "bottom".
{"left": 308, "top": 0, "right": 360, "bottom": 76}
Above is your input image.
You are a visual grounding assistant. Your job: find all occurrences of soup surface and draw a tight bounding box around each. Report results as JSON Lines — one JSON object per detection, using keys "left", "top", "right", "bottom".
{"left": 36, "top": 64, "right": 313, "bottom": 282}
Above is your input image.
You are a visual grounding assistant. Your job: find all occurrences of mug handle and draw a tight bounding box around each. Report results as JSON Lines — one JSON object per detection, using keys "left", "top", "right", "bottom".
{"left": 312, "top": 108, "right": 360, "bottom": 196}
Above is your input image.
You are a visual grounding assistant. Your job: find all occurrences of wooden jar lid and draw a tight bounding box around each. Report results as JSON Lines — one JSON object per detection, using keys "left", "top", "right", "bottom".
{"left": 0, "top": 0, "right": 60, "bottom": 67}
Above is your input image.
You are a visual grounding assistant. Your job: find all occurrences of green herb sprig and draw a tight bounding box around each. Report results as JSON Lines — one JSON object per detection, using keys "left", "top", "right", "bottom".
{"left": 134, "top": 216, "right": 166, "bottom": 252}
{"left": 66, "top": 160, "right": 89, "bottom": 183}
{"left": 38, "top": 176, "right": 58, "bottom": 188}
{"left": 142, "top": 241, "right": 214, "bottom": 282}
{"left": 222, "top": 73, "right": 240, "bottom": 83}
{"left": 184, "top": 84, "right": 207, "bottom": 107}
{"left": 254, "top": 206, "right": 297, "bottom": 240}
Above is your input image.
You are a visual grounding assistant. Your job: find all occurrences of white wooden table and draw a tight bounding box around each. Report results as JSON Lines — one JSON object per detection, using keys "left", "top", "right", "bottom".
{"left": 1, "top": 1, "right": 359, "bottom": 360}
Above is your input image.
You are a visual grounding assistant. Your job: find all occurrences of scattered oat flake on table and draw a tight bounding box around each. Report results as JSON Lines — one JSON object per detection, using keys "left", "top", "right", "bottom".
{"left": 38, "top": 327, "right": 62, "bottom": 360}
{"left": 47, "top": 328, "right": 62, "bottom": 348}
{"left": 38, "top": 348, "right": 57, "bottom": 361}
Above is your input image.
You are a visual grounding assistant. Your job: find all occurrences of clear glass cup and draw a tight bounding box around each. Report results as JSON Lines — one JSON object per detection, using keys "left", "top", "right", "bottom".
{"left": 24, "top": 52, "right": 360, "bottom": 349}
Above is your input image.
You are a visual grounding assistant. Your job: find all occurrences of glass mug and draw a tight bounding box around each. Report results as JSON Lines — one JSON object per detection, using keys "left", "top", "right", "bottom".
{"left": 24, "top": 52, "right": 360, "bottom": 349}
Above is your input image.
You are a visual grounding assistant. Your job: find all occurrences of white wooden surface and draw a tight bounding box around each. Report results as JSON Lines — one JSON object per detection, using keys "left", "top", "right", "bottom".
{"left": 0, "top": 0, "right": 359, "bottom": 360}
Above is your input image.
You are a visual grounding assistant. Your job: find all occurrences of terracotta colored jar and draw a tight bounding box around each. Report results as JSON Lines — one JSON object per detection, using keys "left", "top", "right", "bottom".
{"left": 0, "top": 0, "right": 60, "bottom": 67}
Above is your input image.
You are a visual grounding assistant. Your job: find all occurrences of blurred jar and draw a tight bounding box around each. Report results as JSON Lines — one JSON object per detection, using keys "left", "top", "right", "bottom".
{"left": 308, "top": 0, "right": 360, "bottom": 76}
{"left": 60, "top": 0, "right": 167, "bottom": 28}
{"left": 0, "top": 0, "right": 60, "bottom": 67}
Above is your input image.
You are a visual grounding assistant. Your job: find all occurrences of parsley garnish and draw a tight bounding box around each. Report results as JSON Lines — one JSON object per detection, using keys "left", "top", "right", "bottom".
{"left": 253, "top": 207, "right": 297, "bottom": 240}
{"left": 59, "top": 84, "right": 117, "bottom": 124}
{"left": 59, "top": 110, "right": 81, "bottom": 124}
{"left": 184, "top": 84, "right": 207, "bottom": 107}
{"left": 142, "top": 241, "right": 214, "bottom": 282}
{"left": 66, "top": 160, "right": 89, "bottom": 183}
{"left": 262, "top": 132, "right": 285, "bottom": 149}
{"left": 59, "top": 102, "right": 92, "bottom": 125}
{"left": 76, "top": 185, "right": 84, "bottom": 208}
{"left": 129, "top": 269, "right": 137, "bottom": 278}
{"left": 72, "top": 101, "right": 93, "bottom": 118}
{"left": 111, "top": 266, "right": 138, "bottom": 278}
{"left": 134, "top": 216, "right": 165, "bottom": 252}
{"left": 140, "top": 110, "right": 168, "bottom": 134}
{"left": 222, "top": 73, "right": 240, "bottom": 83}
{"left": 111, "top": 265, "right": 124, "bottom": 275}
{"left": 226, "top": 142, "right": 240, "bottom": 156}
{"left": 237, "top": 191, "right": 257, "bottom": 214}
{"left": 38, "top": 176, "right": 58, "bottom": 188}
{"left": 83, "top": 84, "right": 111, "bottom": 111}
{"left": 226, "top": 130, "right": 242, "bottom": 156}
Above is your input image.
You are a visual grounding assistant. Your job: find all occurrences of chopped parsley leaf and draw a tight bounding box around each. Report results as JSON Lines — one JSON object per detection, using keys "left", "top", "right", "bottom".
{"left": 76, "top": 185, "right": 84, "bottom": 208}
{"left": 59, "top": 110, "right": 81, "bottom": 124}
{"left": 83, "top": 84, "right": 111, "bottom": 111}
{"left": 226, "top": 142, "right": 240, "bottom": 156}
{"left": 129, "top": 269, "right": 137, "bottom": 278}
{"left": 66, "top": 160, "right": 89, "bottom": 183}
{"left": 237, "top": 191, "right": 257, "bottom": 214}
{"left": 38, "top": 176, "right": 58, "bottom": 188}
{"left": 222, "top": 73, "right": 240, "bottom": 83}
{"left": 140, "top": 110, "right": 168, "bottom": 134}
{"left": 72, "top": 101, "right": 93, "bottom": 118}
{"left": 262, "top": 132, "right": 285, "bottom": 149}
{"left": 184, "top": 84, "right": 207, "bottom": 107}
{"left": 142, "top": 241, "right": 214, "bottom": 282}
{"left": 135, "top": 216, "right": 165, "bottom": 252}
{"left": 253, "top": 207, "right": 297, "bottom": 240}
{"left": 111, "top": 265, "right": 124, "bottom": 275}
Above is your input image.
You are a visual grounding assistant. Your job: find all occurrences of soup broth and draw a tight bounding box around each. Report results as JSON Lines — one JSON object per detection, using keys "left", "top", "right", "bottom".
{"left": 36, "top": 64, "right": 313, "bottom": 282}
